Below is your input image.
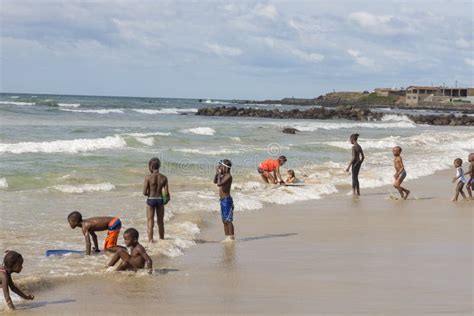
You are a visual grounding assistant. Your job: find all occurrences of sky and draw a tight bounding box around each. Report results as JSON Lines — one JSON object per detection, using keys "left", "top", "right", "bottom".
{"left": 0, "top": 0, "right": 473, "bottom": 99}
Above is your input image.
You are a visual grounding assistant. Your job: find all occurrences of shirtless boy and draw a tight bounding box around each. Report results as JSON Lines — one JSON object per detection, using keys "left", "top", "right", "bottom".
{"left": 107, "top": 228, "right": 153, "bottom": 274}
{"left": 345, "top": 133, "right": 364, "bottom": 196}
{"left": 68, "top": 211, "right": 121, "bottom": 255}
{"left": 213, "top": 159, "right": 234, "bottom": 242}
{"left": 143, "top": 157, "right": 170, "bottom": 242}
{"left": 392, "top": 146, "right": 410, "bottom": 200}
{"left": 466, "top": 153, "right": 474, "bottom": 199}
{"left": 1, "top": 251, "right": 34, "bottom": 310}
{"left": 452, "top": 158, "right": 467, "bottom": 202}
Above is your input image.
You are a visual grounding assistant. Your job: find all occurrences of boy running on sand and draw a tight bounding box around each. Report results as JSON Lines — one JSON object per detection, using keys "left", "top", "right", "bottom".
{"left": 392, "top": 146, "right": 410, "bottom": 200}
{"left": 214, "top": 159, "right": 234, "bottom": 242}
{"left": 452, "top": 158, "right": 467, "bottom": 202}
{"left": 466, "top": 153, "right": 474, "bottom": 199}
{"left": 1, "top": 251, "right": 34, "bottom": 310}
{"left": 68, "top": 211, "right": 121, "bottom": 255}
{"left": 143, "top": 157, "right": 170, "bottom": 242}
{"left": 107, "top": 228, "right": 153, "bottom": 274}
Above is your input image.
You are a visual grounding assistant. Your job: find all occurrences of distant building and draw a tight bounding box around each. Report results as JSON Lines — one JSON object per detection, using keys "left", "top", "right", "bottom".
{"left": 405, "top": 86, "right": 474, "bottom": 106}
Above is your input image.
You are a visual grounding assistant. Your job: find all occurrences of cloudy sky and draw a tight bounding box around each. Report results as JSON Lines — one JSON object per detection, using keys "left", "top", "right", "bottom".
{"left": 0, "top": 0, "right": 472, "bottom": 99}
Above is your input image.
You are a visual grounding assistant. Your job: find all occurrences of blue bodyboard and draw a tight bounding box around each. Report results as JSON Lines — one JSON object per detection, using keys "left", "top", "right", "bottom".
{"left": 45, "top": 249, "right": 84, "bottom": 257}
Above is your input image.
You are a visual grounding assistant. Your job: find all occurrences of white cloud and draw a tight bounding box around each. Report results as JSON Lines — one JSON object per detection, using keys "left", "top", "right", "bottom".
{"left": 206, "top": 43, "right": 242, "bottom": 57}
{"left": 348, "top": 11, "right": 410, "bottom": 35}
{"left": 383, "top": 49, "right": 417, "bottom": 63}
{"left": 254, "top": 3, "right": 278, "bottom": 20}
{"left": 464, "top": 58, "right": 474, "bottom": 67}
{"left": 455, "top": 38, "right": 471, "bottom": 49}
{"left": 288, "top": 47, "right": 324, "bottom": 63}
{"left": 347, "top": 49, "right": 374, "bottom": 67}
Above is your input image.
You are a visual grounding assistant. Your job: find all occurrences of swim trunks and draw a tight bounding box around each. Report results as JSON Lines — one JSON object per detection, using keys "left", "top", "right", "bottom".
{"left": 220, "top": 196, "right": 234, "bottom": 223}
{"left": 104, "top": 217, "right": 121, "bottom": 250}
{"left": 398, "top": 170, "right": 407, "bottom": 182}
{"left": 147, "top": 197, "right": 164, "bottom": 208}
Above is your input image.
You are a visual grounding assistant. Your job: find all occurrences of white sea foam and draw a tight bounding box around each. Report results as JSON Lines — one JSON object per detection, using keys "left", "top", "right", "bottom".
{"left": 59, "top": 108, "right": 124, "bottom": 114}
{"left": 290, "top": 119, "right": 416, "bottom": 131}
{"left": 0, "top": 100, "right": 35, "bottom": 105}
{"left": 132, "top": 108, "right": 198, "bottom": 115}
{"left": 230, "top": 137, "right": 242, "bottom": 142}
{"left": 0, "top": 135, "right": 127, "bottom": 154}
{"left": 204, "top": 99, "right": 230, "bottom": 104}
{"left": 123, "top": 132, "right": 171, "bottom": 137}
{"left": 51, "top": 182, "right": 116, "bottom": 193}
{"left": 134, "top": 137, "right": 154, "bottom": 146}
{"left": 174, "top": 148, "right": 242, "bottom": 155}
{"left": 10, "top": 96, "right": 19, "bottom": 99}
{"left": 180, "top": 127, "right": 216, "bottom": 136}
{"left": 57, "top": 103, "right": 81, "bottom": 108}
{"left": 0, "top": 178, "right": 8, "bottom": 188}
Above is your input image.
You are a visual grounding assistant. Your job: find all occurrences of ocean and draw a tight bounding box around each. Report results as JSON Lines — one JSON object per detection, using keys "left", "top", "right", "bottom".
{"left": 0, "top": 93, "right": 473, "bottom": 296}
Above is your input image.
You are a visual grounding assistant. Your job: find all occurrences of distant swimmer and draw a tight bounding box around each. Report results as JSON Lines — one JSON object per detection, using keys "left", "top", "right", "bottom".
{"left": 67, "top": 211, "right": 122, "bottom": 255}
{"left": 258, "top": 155, "right": 287, "bottom": 184}
{"left": 107, "top": 228, "right": 153, "bottom": 274}
{"left": 466, "top": 153, "right": 474, "bottom": 199}
{"left": 143, "top": 157, "right": 170, "bottom": 242}
{"left": 1, "top": 251, "right": 34, "bottom": 310}
{"left": 392, "top": 146, "right": 410, "bottom": 200}
{"left": 214, "top": 159, "right": 235, "bottom": 242}
{"left": 345, "top": 133, "right": 364, "bottom": 196}
{"left": 451, "top": 158, "right": 467, "bottom": 202}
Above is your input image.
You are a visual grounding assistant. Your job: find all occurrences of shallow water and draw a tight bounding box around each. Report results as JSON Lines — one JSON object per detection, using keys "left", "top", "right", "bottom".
{"left": 1, "top": 93, "right": 473, "bottom": 285}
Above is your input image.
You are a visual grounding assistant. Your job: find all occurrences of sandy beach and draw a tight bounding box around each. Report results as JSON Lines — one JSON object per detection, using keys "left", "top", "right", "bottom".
{"left": 8, "top": 169, "right": 472, "bottom": 315}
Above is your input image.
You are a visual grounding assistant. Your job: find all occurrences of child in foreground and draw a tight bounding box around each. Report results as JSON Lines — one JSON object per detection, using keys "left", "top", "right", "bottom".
{"left": 68, "top": 211, "right": 122, "bottom": 255}
{"left": 1, "top": 251, "right": 34, "bottom": 310}
{"left": 214, "top": 159, "right": 235, "bottom": 242}
{"left": 452, "top": 158, "right": 467, "bottom": 202}
{"left": 466, "top": 153, "right": 474, "bottom": 199}
{"left": 107, "top": 228, "right": 153, "bottom": 274}
{"left": 285, "top": 170, "right": 297, "bottom": 184}
{"left": 392, "top": 146, "right": 410, "bottom": 200}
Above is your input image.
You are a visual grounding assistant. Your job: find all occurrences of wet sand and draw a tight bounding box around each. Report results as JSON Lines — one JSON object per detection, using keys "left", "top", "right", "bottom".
{"left": 9, "top": 170, "right": 474, "bottom": 315}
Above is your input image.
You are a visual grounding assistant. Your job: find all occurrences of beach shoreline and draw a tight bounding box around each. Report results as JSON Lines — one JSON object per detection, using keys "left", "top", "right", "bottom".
{"left": 8, "top": 169, "right": 473, "bottom": 315}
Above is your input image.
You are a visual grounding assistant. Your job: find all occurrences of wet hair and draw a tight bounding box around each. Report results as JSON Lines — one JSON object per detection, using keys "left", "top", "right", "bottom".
{"left": 221, "top": 159, "right": 232, "bottom": 169}
{"left": 67, "top": 211, "right": 82, "bottom": 222}
{"left": 278, "top": 155, "right": 287, "bottom": 163}
{"left": 287, "top": 169, "right": 295, "bottom": 177}
{"left": 149, "top": 157, "right": 161, "bottom": 171}
{"left": 469, "top": 153, "right": 474, "bottom": 161}
{"left": 350, "top": 133, "right": 359, "bottom": 141}
{"left": 393, "top": 146, "right": 402, "bottom": 153}
{"left": 454, "top": 158, "right": 462, "bottom": 166}
{"left": 124, "top": 228, "right": 139, "bottom": 240}
{"left": 3, "top": 250, "right": 23, "bottom": 269}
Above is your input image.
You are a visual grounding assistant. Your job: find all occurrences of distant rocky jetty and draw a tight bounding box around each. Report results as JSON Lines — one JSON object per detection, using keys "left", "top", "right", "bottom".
{"left": 196, "top": 106, "right": 474, "bottom": 126}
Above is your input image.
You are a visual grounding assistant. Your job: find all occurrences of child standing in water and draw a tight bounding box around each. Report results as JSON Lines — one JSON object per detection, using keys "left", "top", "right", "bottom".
{"left": 466, "top": 153, "right": 474, "bottom": 199}
{"left": 392, "top": 146, "right": 410, "bottom": 200}
{"left": 345, "top": 133, "right": 364, "bottom": 196}
{"left": 143, "top": 157, "right": 170, "bottom": 242}
{"left": 452, "top": 158, "right": 467, "bottom": 202}
{"left": 1, "top": 251, "right": 34, "bottom": 310}
{"left": 213, "top": 159, "right": 234, "bottom": 242}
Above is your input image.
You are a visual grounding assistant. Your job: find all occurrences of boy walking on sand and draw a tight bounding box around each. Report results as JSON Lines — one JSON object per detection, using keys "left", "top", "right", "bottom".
{"left": 68, "top": 211, "right": 121, "bottom": 255}
{"left": 213, "top": 159, "right": 234, "bottom": 242}
{"left": 107, "top": 228, "right": 153, "bottom": 274}
{"left": 392, "top": 146, "right": 410, "bottom": 200}
{"left": 452, "top": 158, "right": 467, "bottom": 202}
{"left": 466, "top": 153, "right": 474, "bottom": 199}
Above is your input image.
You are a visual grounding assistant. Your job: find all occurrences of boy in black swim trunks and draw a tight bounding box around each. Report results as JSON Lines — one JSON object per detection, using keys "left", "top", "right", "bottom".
{"left": 392, "top": 146, "right": 410, "bottom": 200}
{"left": 143, "top": 157, "right": 170, "bottom": 242}
{"left": 213, "top": 159, "right": 234, "bottom": 242}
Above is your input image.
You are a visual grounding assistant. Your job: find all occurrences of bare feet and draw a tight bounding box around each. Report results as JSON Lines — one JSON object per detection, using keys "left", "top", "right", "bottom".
{"left": 404, "top": 190, "right": 410, "bottom": 200}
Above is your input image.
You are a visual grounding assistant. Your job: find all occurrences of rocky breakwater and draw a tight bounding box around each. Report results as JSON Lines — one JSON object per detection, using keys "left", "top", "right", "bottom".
{"left": 197, "top": 105, "right": 383, "bottom": 121}
{"left": 407, "top": 114, "right": 474, "bottom": 126}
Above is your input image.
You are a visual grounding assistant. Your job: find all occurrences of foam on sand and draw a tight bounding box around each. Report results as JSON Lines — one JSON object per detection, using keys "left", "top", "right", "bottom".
{"left": 0, "top": 177, "right": 8, "bottom": 188}
{"left": 132, "top": 108, "right": 198, "bottom": 115}
{"left": 51, "top": 182, "right": 116, "bottom": 193}
{"left": 0, "top": 135, "right": 127, "bottom": 154}
{"left": 180, "top": 127, "right": 216, "bottom": 136}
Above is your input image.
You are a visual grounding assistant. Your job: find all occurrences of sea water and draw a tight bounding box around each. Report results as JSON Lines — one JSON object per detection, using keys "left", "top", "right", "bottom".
{"left": 0, "top": 93, "right": 473, "bottom": 287}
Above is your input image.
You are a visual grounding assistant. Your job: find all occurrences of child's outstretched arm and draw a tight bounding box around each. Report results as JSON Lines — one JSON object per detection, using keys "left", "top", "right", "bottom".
{"left": 346, "top": 146, "right": 356, "bottom": 172}
{"left": 139, "top": 248, "right": 153, "bottom": 274}
{"left": 8, "top": 277, "right": 33, "bottom": 301}
{"left": 163, "top": 177, "right": 170, "bottom": 204}
{"left": 1, "top": 272, "right": 15, "bottom": 310}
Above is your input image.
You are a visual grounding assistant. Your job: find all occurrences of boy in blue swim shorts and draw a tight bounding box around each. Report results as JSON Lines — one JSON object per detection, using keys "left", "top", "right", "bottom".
{"left": 213, "top": 159, "right": 234, "bottom": 242}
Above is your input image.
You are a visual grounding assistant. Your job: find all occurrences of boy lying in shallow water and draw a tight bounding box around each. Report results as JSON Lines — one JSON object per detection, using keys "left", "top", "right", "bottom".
{"left": 107, "top": 228, "right": 153, "bottom": 274}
